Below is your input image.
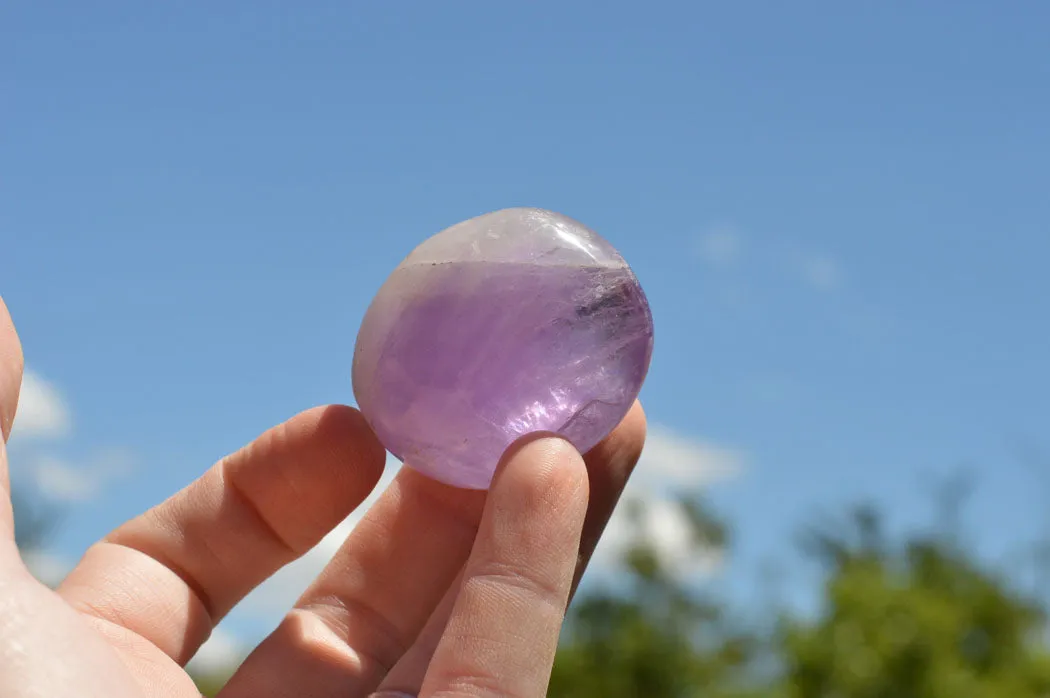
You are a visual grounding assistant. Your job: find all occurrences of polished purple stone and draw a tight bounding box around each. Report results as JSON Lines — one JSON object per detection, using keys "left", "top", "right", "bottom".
{"left": 352, "top": 207, "right": 654, "bottom": 489}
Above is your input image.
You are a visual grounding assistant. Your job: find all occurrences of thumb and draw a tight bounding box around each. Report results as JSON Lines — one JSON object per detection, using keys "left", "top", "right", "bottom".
{"left": 0, "top": 297, "right": 24, "bottom": 443}
{"left": 0, "top": 296, "right": 25, "bottom": 545}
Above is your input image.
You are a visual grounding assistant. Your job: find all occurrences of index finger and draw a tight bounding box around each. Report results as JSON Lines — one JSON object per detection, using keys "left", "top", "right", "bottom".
{"left": 419, "top": 435, "right": 589, "bottom": 698}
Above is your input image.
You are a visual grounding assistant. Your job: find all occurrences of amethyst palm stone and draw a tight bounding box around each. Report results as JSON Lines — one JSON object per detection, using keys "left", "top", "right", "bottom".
{"left": 352, "top": 208, "right": 654, "bottom": 489}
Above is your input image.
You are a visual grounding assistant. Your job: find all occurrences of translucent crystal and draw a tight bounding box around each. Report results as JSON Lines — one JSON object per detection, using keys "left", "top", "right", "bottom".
{"left": 352, "top": 208, "right": 654, "bottom": 489}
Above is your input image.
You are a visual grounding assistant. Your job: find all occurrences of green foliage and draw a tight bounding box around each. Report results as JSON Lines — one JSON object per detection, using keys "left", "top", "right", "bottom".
{"left": 550, "top": 494, "right": 759, "bottom": 697}
{"left": 551, "top": 495, "right": 1050, "bottom": 697}
{"left": 192, "top": 673, "right": 226, "bottom": 698}
{"left": 781, "top": 507, "right": 1050, "bottom": 698}
{"left": 550, "top": 586, "right": 757, "bottom": 697}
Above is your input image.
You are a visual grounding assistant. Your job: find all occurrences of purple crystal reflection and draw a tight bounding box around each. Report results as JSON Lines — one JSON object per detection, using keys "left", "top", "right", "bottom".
{"left": 352, "top": 208, "right": 654, "bottom": 489}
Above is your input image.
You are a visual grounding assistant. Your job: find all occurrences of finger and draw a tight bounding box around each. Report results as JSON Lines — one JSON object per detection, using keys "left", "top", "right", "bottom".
{"left": 373, "top": 401, "right": 646, "bottom": 696}
{"left": 219, "top": 466, "right": 488, "bottom": 698}
{"left": 0, "top": 296, "right": 24, "bottom": 548}
{"left": 419, "top": 435, "right": 589, "bottom": 698}
{"left": 370, "top": 568, "right": 463, "bottom": 695}
{"left": 221, "top": 402, "right": 646, "bottom": 698}
{"left": 58, "top": 404, "right": 387, "bottom": 665}
{"left": 568, "top": 400, "right": 647, "bottom": 599}
{"left": 0, "top": 297, "right": 23, "bottom": 444}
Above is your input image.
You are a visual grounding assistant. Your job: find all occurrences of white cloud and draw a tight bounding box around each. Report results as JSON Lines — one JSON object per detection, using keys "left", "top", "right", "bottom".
{"left": 187, "top": 626, "right": 247, "bottom": 677}
{"left": 32, "top": 456, "right": 101, "bottom": 502}
{"left": 591, "top": 491, "right": 725, "bottom": 580}
{"left": 21, "top": 549, "right": 72, "bottom": 587}
{"left": 589, "top": 426, "right": 743, "bottom": 580}
{"left": 25, "top": 449, "right": 135, "bottom": 503}
{"left": 11, "top": 370, "right": 71, "bottom": 441}
{"left": 635, "top": 425, "right": 743, "bottom": 489}
{"left": 798, "top": 253, "right": 844, "bottom": 291}
{"left": 692, "top": 223, "right": 848, "bottom": 296}
{"left": 695, "top": 226, "right": 742, "bottom": 267}
{"left": 6, "top": 370, "right": 134, "bottom": 503}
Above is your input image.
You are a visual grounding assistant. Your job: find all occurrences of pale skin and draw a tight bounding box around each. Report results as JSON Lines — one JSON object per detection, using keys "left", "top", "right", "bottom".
{"left": 0, "top": 297, "right": 646, "bottom": 697}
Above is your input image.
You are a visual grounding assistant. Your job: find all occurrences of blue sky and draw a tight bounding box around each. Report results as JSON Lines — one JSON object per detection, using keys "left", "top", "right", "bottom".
{"left": 3, "top": 1, "right": 1050, "bottom": 659}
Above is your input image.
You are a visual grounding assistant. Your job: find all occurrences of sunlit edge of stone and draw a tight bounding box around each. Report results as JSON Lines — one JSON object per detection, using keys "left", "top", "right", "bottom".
{"left": 399, "top": 207, "right": 629, "bottom": 270}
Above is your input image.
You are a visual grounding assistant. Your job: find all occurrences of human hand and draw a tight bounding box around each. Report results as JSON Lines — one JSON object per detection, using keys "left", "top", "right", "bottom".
{"left": 0, "top": 297, "right": 646, "bottom": 697}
